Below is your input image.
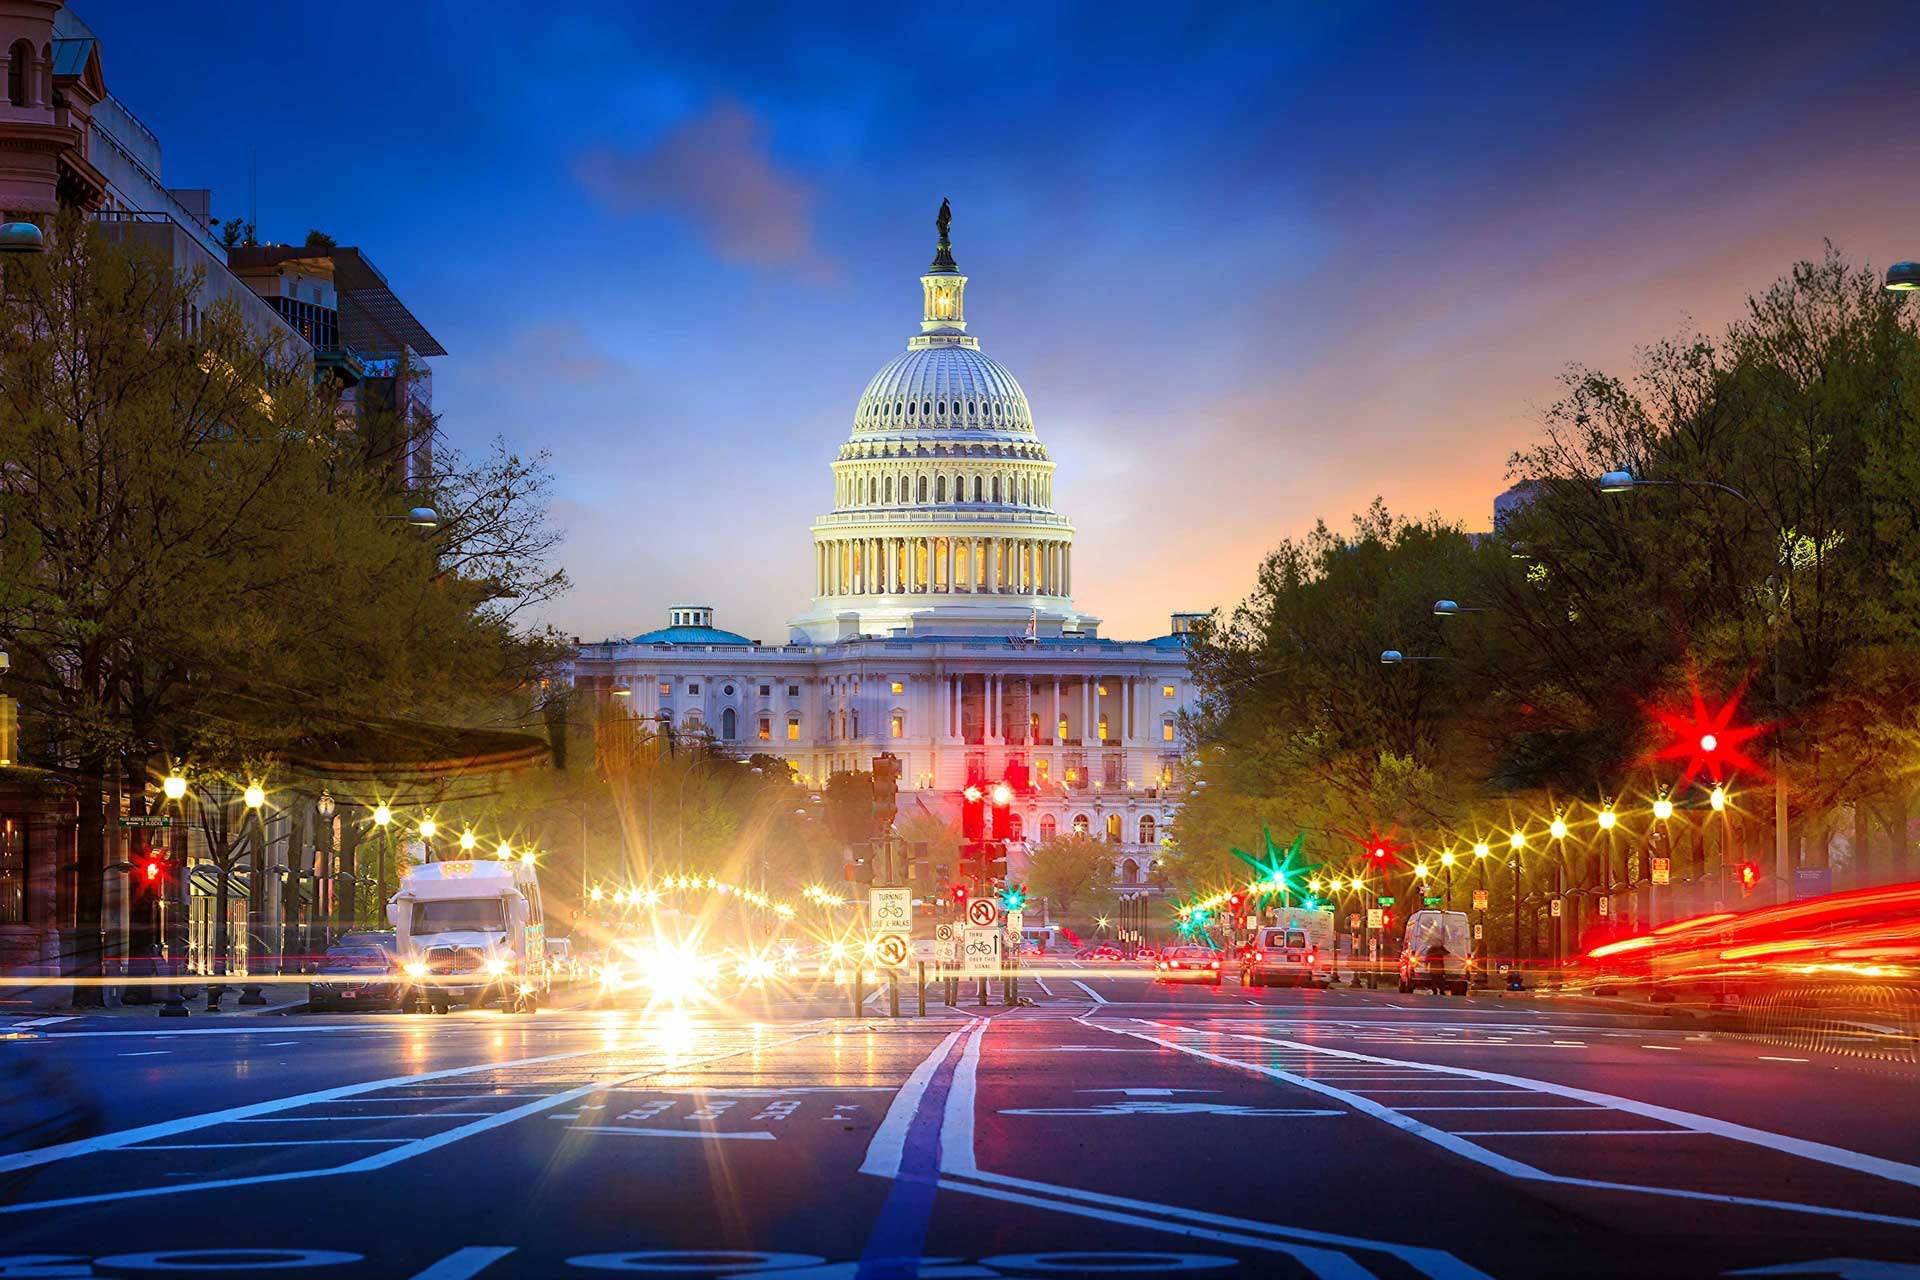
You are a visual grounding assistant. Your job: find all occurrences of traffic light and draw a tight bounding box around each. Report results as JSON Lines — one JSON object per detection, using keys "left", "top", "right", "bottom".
{"left": 961, "top": 784, "right": 985, "bottom": 840}
{"left": 951, "top": 884, "right": 969, "bottom": 906}
{"left": 1370, "top": 845, "right": 1388, "bottom": 863}
{"left": 872, "top": 752, "right": 900, "bottom": 835}
{"left": 999, "top": 883, "right": 1027, "bottom": 911}
{"left": 989, "top": 780, "right": 1013, "bottom": 840}
{"left": 134, "top": 851, "right": 166, "bottom": 893}
{"left": 1736, "top": 861, "right": 1759, "bottom": 894}
{"left": 981, "top": 840, "right": 1009, "bottom": 880}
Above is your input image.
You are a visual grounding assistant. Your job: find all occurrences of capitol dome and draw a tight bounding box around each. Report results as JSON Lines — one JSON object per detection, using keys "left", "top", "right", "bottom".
{"left": 790, "top": 202, "right": 1097, "bottom": 644}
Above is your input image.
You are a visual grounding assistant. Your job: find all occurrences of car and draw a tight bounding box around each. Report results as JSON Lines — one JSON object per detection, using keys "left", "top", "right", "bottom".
{"left": 1242, "top": 915, "right": 1335, "bottom": 989}
{"left": 307, "top": 942, "right": 401, "bottom": 1012}
{"left": 1154, "top": 946, "right": 1223, "bottom": 984}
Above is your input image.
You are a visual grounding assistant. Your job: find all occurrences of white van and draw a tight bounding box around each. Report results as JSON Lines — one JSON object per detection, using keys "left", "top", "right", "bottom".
{"left": 1242, "top": 907, "right": 1336, "bottom": 988}
{"left": 1398, "top": 909, "right": 1473, "bottom": 995}
{"left": 389, "top": 858, "right": 549, "bottom": 1013}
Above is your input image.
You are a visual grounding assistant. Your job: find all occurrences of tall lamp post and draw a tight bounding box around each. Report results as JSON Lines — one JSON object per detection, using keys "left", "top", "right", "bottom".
{"left": 1598, "top": 468, "right": 1789, "bottom": 902}
{"left": 238, "top": 782, "right": 269, "bottom": 1005}
{"left": 315, "top": 789, "right": 336, "bottom": 953}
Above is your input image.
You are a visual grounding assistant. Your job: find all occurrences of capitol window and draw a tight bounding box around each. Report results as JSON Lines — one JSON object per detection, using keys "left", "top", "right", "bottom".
{"left": 760, "top": 685, "right": 770, "bottom": 696}
{"left": 1039, "top": 814, "right": 1056, "bottom": 839}
{"left": 658, "top": 682, "right": 671, "bottom": 696}
{"left": 788, "top": 685, "right": 799, "bottom": 697}
{"left": 1163, "top": 684, "right": 1175, "bottom": 698}
{"left": 758, "top": 717, "right": 771, "bottom": 741}
{"left": 890, "top": 681, "right": 903, "bottom": 694}
{"left": 1162, "top": 718, "right": 1175, "bottom": 742}
{"left": 1097, "top": 714, "right": 1109, "bottom": 742}
{"left": 787, "top": 716, "right": 800, "bottom": 740}
{"left": 1072, "top": 814, "right": 1090, "bottom": 836}
{"left": 688, "top": 683, "right": 700, "bottom": 695}
{"left": 1036, "top": 758, "right": 1049, "bottom": 783}
{"left": 889, "top": 714, "right": 903, "bottom": 739}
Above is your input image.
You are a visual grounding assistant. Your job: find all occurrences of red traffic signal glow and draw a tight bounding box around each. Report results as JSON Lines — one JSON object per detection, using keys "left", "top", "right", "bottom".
{"left": 990, "top": 781, "right": 1013, "bottom": 807}
{"left": 951, "top": 884, "right": 969, "bottom": 902}
{"left": 1650, "top": 677, "right": 1769, "bottom": 786}
{"left": 143, "top": 859, "right": 162, "bottom": 881}
{"left": 1736, "top": 861, "right": 1760, "bottom": 891}
{"left": 962, "top": 785, "right": 984, "bottom": 804}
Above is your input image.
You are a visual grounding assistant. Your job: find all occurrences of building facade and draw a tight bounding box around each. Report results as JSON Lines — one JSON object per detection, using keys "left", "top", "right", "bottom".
{"left": 569, "top": 209, "right": 1203, "bottom": 892}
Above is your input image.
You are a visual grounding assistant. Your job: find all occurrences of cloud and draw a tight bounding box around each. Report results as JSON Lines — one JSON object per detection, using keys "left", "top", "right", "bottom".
{"left": 574, "top": 100, "right": 835, "bottom": 278}
{"left": 479, "top": 322, "right": 624, "bottom": 386}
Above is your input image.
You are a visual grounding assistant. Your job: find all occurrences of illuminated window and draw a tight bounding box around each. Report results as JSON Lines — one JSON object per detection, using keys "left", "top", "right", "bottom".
{"left": 1097, "top": 714, "right": 1109, "bottom": 742}
{"left": 1097, "top": 684, "right": 1108, "bottom": 696}
{"left": 1009, "top": 814, "right": 1024, "bottom": 840}
{"left": 1162, "top": 684, "right": 1175, "bottom": 698}
{"left": 1039, "top": 814, "right": 1057, "bottom": 839}
{"left": 757, "top": 717, "right": 771, "bottom": 741}
{"left": 1058, "top": 716, "right": 1069, "bottom": 740}
{"left": 1160, "top": 763, "right": 1174, "bottom": 787}
{"left": 1036, "top": 758, "right": 1050, "bottom": 783}
{"left": 658, "top": 682, "right": 671, "bottom": 696}
{"left": 1162, "top": 719, "right": 1175, "bottom": 742}
{"left": 1106, "top": 814, "right": 1122, "bottom": 844}
{"left": 1072, "top": 814, "right": 1090, "bottom": 835}
{"left": 787, "top": 716, "right": 800, "bottom": 741}
{"left": 890, "top": 714, "right": 903, "bottom": 739}
{"left": 890, "top": 681, "right": 903, "bottom": 695}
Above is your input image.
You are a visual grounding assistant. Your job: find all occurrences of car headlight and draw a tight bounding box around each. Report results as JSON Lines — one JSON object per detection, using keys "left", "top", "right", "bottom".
{"left": 484, "top": 957, "right": 510, "bottom": 977}
{"left": 404, "top": 960, "right": 428, "bottom": 978}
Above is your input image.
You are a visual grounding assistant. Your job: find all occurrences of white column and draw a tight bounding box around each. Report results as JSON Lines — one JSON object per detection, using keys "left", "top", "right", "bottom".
{"left": 945, "top": 537, "right": 956, "bottom": 593}
{"left": 1082, "top": 678, "right": 1092, "bottom": 744}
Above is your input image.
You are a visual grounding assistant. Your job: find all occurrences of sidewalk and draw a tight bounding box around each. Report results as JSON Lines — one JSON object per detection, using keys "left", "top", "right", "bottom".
{"left": 1, "top": 979, "right": 309, "bottom": 1020}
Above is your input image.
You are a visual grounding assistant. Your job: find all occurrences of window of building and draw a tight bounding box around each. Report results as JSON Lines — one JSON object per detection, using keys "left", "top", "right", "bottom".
{"left": 758, "top": 717, "right": 771, "bottom": 741}
{"left": 658, "top": 681, "right": 671, "bottom": 696}
{"left": 1029, "top": 712, "right": 1040, "bottom": 741}
{"left": 1121, "top": 858, "right": 1140, "bottom": 886}
{"left": 1036, "top": 758, "right": 1050, "bottom": 784}
{"left": 1008, "top": 814, "right": 1024, "bottom": 840}
{"left": 724, "top": 685, "right": 735, "bottom": 696}
{"left": 1162, "top": 718, "right": 1175, "bottom": 742}
{"left": 1097, "top": 683, "right": 1108, "bottom": 696}
{"left": 1139, "top": 815, "right": 1156, "bottom": 845}
{"left": 688, "top": 683, "right": 700, "bottom": 695}
{"left": 917, "top": 477, "right": 927, "bottom": 502}
{"left": 851, "top": 710, "right": 860, "bottom": 736}
{"left": 760, "top": 685, "right": 770, "bottom": 696}
{"left": 1039, "top": 814, "right": 1057, "bottom": 840}
{"left": 0, "top": 817, "right": 24, "bottom": 924}
{"left": 1072, "top": 814, "right": 1090, "bottom": 836}
{"left": 1160, "top": 762, "right": 1175, "bottom": 788}
{"left": 1162, "top": 684, "right": 1176, "bottom": 698}
{"left": 788, "top": 685, "right": 800, "bottom": 698}
{"left": 936, "top": 476, "right": 947, "bottom": 501}
{"left": 890, "top": 681, "right": 903, "bottom": 695}
{"left": 721, "top": 707, "right": 738, "bottom": 740}
{"left": 889, "top": 714, "right": 903, "bottom": 739}
{"left": 1058, "top": 716, "right": 1069, "bottom": 741}
{"left": 1106, "top": 813, "right": 1123, "bottom": 844}
{"left": 787, "top": 716, "right": 801, "bottom": 741}
{"left": 6, "top": 41, "right": 30, "bottom": 108}
{"left": 1097, "top": 714, "right": 1109, "bottom": 742}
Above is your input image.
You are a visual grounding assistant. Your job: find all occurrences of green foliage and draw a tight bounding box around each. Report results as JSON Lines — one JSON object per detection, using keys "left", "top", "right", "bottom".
{"left": 1025, "top": 832, "right": 1114, "bottom": 922}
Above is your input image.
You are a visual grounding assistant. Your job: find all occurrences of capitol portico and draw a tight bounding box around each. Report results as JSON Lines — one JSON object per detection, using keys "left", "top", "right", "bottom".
{"left": 569, "top": 205, "right": 1200, "bottom": 893}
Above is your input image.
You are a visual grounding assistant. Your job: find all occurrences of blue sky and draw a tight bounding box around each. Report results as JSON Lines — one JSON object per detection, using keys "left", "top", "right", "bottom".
{"left": 75, "top": 1, "right": 1920, "bottom": 641}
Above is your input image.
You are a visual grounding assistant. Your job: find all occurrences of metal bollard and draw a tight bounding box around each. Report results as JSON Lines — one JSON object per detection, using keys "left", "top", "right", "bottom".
{"left": 888, "top": 976, "right": 900, "bottom": 1018}
{"left": 916, "top": 963, "right": 926, "bottom": 1017}
{"left": 852, "top": 969, "right": 864, "bottom": 1018}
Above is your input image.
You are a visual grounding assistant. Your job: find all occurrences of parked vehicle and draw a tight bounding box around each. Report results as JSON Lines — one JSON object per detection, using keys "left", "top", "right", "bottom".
{"left": 1399, "top": 909, "right": 1473, "bottom": 995}
{"left": 389, "top": 858, "right": 550, "bottom": 1013}
{"left": 1242, "top": 909, "right": 1336, "bottom": 988}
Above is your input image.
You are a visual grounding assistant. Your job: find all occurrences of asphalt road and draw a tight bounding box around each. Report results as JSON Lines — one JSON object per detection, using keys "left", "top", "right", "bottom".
{"left": 2, "top": 963, "right": 1916, "bottom": 1279}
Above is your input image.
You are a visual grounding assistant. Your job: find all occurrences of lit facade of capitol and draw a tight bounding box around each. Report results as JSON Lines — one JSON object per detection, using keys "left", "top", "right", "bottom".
{"left": 569, "top": 207, "right": 1199, "bottom": 891}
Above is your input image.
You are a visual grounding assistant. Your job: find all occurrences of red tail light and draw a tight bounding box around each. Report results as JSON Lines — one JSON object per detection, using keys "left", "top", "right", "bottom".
{"left": 1210, "top": 960, "right": 1220, "bottom": 969}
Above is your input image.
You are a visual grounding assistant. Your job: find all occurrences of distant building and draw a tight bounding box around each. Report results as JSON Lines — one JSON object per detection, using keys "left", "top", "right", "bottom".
{"left": 569, "top": 209, "right": 1205, "bottom": 894}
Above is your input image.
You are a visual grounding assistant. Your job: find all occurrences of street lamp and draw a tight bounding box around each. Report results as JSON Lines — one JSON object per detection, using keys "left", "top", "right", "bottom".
{"left": 1379, "top": 650, "right": 1443, "bottom": 665}
{"left": 162, "top": 771, "right": 188, "bottom": 802}
{"left": 0, "top": 221, "right": 44, "bottom": 253}
{"left": 404, "top": 507, "right": 440, "bottom": 528}
{"left": 1432, "top": 599, "right": 1489, "bottom": 617}
{"left": 458, "top": 829, "right": 478, "bottom": 853}
{"left": 1885, "top": 261, "right": 1920, "bottom": 291}
{"left": 240, "top": 781, "right": 269, "bottom": 1005}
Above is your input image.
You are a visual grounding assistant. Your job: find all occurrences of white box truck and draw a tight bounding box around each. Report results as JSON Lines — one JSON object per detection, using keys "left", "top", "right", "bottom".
{"left": 389, "top": 858, "right": 549, "bottom": 1013}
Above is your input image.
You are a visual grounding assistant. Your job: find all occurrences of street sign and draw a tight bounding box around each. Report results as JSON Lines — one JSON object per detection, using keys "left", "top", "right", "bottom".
{"left": 934, "top": 923, "right": 957, "bottom": 964}
{"left": 1473, "top": 923, "right": 1484, "bottom": 940}
{"left": 1422, "top": 895, "right": 1442, "bottom": 907}
{"left": 1550, "top": 898, "right": 1563, "bottom": 917}
{"left": 1347, "top": 913, "right": 1362, "bottom": 929}
{"left": 1377, "top": 896, "right": 1395, "bottom": 907}
{"left": 1471, "top": 888, "right": 1489, "bottom": 910}
{"left": 962, "top": 926, "right": 1001, "bottom": 975}
{"left": 1005, "top": 908, "right": 1024, "bottom": 937}
{"left": 869, "top": 887, "right": 912, "bottom": 934}
{"left": 1598, "top": 896, "right": 1610, "bottom": 917}
{"left": 873, "top": 932, "right": 911, "bottom": 969}
{"left": 1366, "top": 908, "right": 1384, "bottom": 930}
{"left": 966, "top": 898, "right": 999, "bottom": 928}
{"left": 1651, "top": 856, "right": 1671, "bottom": 886}
{"left": 119, "top": 815, "right": 173, "bottom": 829}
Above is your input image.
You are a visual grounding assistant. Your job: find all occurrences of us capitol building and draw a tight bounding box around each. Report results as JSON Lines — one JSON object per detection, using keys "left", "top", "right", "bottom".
{"left": 569, "top": 205, "right": 1200, "bottom": 892}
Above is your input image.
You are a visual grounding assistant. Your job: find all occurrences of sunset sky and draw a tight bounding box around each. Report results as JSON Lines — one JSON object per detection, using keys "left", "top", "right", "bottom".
{"left": 78, "top": 1, "right": 1920, "bottom": 643}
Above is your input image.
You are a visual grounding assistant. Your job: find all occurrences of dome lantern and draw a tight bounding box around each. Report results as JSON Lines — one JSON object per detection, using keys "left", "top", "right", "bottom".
{"left": 921, "top": 198, "right": 967, "bottom": 337}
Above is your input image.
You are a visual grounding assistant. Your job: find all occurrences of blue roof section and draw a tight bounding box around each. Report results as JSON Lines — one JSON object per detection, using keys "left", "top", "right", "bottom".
{"left": 628, "top": 625, "right": 754, "bottom": 646}
{"left": 1144, "top": 633, "right": 1191, "bottom": 648}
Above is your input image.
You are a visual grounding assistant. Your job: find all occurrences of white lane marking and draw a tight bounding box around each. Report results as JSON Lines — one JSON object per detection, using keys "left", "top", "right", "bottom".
{"left": 1451, "top": 1129, "right": 1698, "bottom": 1137}
{"left": 938, "top": 1017, "right": 989, "bottom": 1176}
{"left": 228, "top": 1113, "right": 497, "bottom": 1122}
{"left": 409, "top": 1246, "right": 517, "bottom": 1280}
{"left": 564, "top": 1125, "right": 775, "bottom": 1141}
{"left": 859, "top": 1026, "right": 963, "bottom": 1178}
{"left": 0, "top": 1045, "right": 608, "bottom": 1176}
{"left": 263, "top": 1041, "right": 299, "bottom": 1047}
{"left": 1114, "top": 1023, "right": 1920, "bottom": 1227}
{"left": 0, "top": 1030, "right": 826, "bottom": 1212}
{"left": 117, "top": 1051, "right": 169, "bottom": 1057}
{"left": 1072, "top": 980, "right": 1108, "bottom": 1004}
{"left": 950, "top": 1171, "right": 1493, "bottom": 1280}
{"left": 1759, "top": 1056, "right": 1811, "bottom": 1063}
{"left": 13, "top": 1023, "right": 383, "bottom": 1039}
{"left": 12, "top": 1015, "right": 77, "bottom": 1027}
{"left": 1642, "top": 1045, "right": 1683, "bottom": 1052}
{"left": 1395, "top": 1106, "right": 1605, "bottom": 1112}
{"left": 1034, "top": 978, "right": 1054, "bottom": 996}
{"left": 131, "top": 1139, "right": 411, "bottom": 1149}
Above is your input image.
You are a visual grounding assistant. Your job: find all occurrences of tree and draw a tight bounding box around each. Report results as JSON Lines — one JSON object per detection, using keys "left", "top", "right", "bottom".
{"left": 302, "top": 230, "right": 336, "bottom": 250}
{"left": 1026, "top": 833, "right": 1115, "bottom": 923}
{"left": 0, "top": 217, "right": 566, "bottom": 990}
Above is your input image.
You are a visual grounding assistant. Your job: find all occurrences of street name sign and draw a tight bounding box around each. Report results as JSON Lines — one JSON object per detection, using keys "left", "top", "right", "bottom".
{"left": 1471, "top": 889, "right": 1489, "bottom": 910}
{"left": 962, "top": 926, "right": 1001, "bottom": 975}
{"left": 119, "top": 815, "right": 173, "bottom": 829}
{"left": 1378, "top": 896, "right": 1395, "bottom": 907}
{"left": 966, "top": 898, "right": 999, "bottom": 928}
{"left": 869, "top": 887, "right": 912, "bottom": 934}
{"left": 873, "top": 932, "right": 911, "bottom": 969}
{"left": 1423, "top": 896, "right": 1442, "bottom": 907}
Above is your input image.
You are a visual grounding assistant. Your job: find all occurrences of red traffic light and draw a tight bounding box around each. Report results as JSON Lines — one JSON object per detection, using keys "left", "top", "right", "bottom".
{"left": 990, "top": 781, "right": 1013, "bottom": 807}
{"left": 963, "top": 785, "right": 984, "bottom": 804}
{"left": 143, "top": 859, "right": 162, "bottom": 881}
{"left": 951, "top": 884, "right": 969, "bottom": 903}
{"left": 1371, "top": 846, "right": 1387, "bottom": 861}
{"left": 1736, "top": 861, "right": 1759, "bottom": 893}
